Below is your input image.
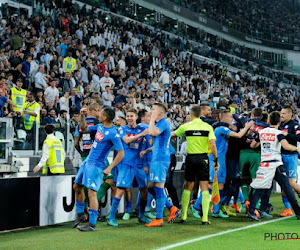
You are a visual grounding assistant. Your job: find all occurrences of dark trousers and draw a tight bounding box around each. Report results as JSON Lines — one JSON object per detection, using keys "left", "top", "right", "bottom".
{"left": 165, "top": 154, "right": 179, "bottom": 208}
{"left": 250, "top": 166, "right": 300, "bottom": 215}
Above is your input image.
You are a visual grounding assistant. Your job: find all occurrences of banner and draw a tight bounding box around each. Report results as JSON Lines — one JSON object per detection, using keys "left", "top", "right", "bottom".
{"left": 39, "top": 176, "right": 76, "bottom": 226}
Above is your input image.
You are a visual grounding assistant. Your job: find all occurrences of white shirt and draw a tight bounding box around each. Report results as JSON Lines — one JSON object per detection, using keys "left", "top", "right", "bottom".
{"left": 118, "top": 60, "right": 126, "bottom": 70}
{"left": 259, "top": 127, "right": 284, "bottom": 163}
{"left": 100, "top": 77, "right": 115, "bottom": 92}
{"left": 89, "top": 36, "right": 99, "bottom": 46}
{"left": 44, "top": 86, "right": 59, "bottom": 104}
{"left": 37, "top": 134, "right": 65, "bottom": 167}
{"left": 59, "top": 96, "right": 70, "bottom": 113}
{"left": 159, "top": 71, "right": 170, "bottom": 85}
{"left": 91, "top": 74, "right": 101, "bottom": 92}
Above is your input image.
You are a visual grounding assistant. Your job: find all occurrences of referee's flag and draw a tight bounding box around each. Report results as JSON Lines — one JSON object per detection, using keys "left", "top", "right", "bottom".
{"left": 211, "top": 170, "right": 220, "bottom": 205}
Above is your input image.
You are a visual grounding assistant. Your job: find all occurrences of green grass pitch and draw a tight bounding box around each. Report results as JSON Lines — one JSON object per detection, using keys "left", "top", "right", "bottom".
{"left": 0, "top": 194, "right": 299, "bottom": 249}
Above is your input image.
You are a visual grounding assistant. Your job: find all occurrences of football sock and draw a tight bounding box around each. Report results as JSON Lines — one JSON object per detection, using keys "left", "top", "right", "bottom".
{"left": 135, "top": 192, "right": 141, "bottom": 211}
{"left": 154, "top": 187, "right": 165, "bottom": 219}
{"left": 239, "top": 191, "right": 245, "bottom": 204}
{"left": 181, "top": 190, "right": 191, "bottom": 220}
{"left": 202, "top": 191, "right": 210, "bottom": 221}
{"left": 89, "top": 209, "right": 98, "bottom": 226}
{"left": 97, "top": 182, "right": 111, "bottom": 202}
{"left": 282, "top": 196, "right": 291, "bottom": 209}
{"left": 139, "top": 198, "right": 147, "bottom": 218}
{"left": 145, "top": 192, "right": 153, "bottom": 212}
{"left": 109, "top": 196, "right": 120, "bottom": 220}
{"left": 125, "top": 201, "right": 132, "bottom": 214}
{"left": 76, "top": 201, "right": 85, "bottom": 214}
{"left": 193, "top": 192, "right": 202, "bottom": 211}
{"left": 241, "top": 182, "right": 249, "bottom": 201}
{"left": 165, "top": 194, "right": 173, "bottom": 210}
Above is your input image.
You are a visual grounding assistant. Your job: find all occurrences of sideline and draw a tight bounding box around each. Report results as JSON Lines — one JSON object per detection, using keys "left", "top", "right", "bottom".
{"left": 157, "top": 216, "right": 291, "bottom": 249}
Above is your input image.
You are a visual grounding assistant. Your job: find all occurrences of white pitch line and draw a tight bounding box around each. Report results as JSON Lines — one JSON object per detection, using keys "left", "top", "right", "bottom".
{"left": 157, "top": 216, "right": 291, "bottom": 250}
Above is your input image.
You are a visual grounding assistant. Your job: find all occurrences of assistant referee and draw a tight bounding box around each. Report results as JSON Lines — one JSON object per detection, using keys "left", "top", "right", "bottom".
{"left": 171, "top": 104, "right": 218, "bottom": 225}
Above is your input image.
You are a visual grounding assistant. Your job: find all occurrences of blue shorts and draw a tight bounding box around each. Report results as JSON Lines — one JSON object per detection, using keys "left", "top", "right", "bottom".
{"left": 112, "top": 165, "right": 119, "bottom": 185}
{"left": 282, "top": 154, "right": 298, "bottom": 178}
{"left": 74, "top": 161, "right": 104, "bottom": 191}
{"left": 209, "top": 155, "right": 226, "bottom": 184}
{"left": 142, "top": 158, "right": 151, "bottom": 168}
{"left": 149, "top": 161, "right": 170, "bottom": 183}
{"left": 116, "top": 163, "right": 147, "bottom": 189}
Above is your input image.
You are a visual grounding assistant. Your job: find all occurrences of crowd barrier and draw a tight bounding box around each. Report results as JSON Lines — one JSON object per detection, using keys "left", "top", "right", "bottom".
{"left": 0, "top": 172, "right": 185, "bottom": 231}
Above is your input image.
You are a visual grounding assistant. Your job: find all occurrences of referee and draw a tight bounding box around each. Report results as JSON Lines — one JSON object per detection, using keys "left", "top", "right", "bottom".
{"left": 172, "top": 104, "right": 218, "bottom": 225}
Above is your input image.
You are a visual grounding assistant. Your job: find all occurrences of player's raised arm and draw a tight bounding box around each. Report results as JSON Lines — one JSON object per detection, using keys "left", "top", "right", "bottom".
{"left": 79, "top": 108, "right": 89, "bottom": 133}
{"left": 149, "top": 109, "right": 161, "bottom": 136}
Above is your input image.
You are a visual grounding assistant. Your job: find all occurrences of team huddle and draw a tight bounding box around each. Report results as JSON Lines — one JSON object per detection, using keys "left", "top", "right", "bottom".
{"left": 71, "top": 103, "right": 300, "bottom": 231}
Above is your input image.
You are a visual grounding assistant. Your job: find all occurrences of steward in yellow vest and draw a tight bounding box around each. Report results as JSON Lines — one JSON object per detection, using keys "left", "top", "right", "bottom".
{"left": 10, "top": 79, "right": 27, "bottom": 112}
{"left": 63, "top": 55, "right": 77, "bottom": 73}
{"left": 33, "top": 125, "right": 65, "bottom": 175}
{"left": 23, "top": 93, "right": 40, "bottom": 131}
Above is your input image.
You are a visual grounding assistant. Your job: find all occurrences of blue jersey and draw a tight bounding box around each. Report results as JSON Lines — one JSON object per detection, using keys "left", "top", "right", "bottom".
{"left": 152, "top": 118, "right": 171, "bottom": 162}
{"left": 86, "top": 124, "right": 123, "bottom": 169}
{"left": 119, "top": 124, "right": 148, "bottom": 166}
{"left": 75, "top": 116, "right": 99, "bottom": 157}
{"left": 139, "top": 123, "right": 152, "bottom": 161}
{"left": 215, "top": 126, "right": 231, "bottom": 160}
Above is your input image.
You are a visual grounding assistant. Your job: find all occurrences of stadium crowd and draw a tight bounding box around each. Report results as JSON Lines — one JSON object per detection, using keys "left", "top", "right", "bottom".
{"left": 0, "top": 0, "right": 300, "bottom": 135}
{"left": 172, "top": 0, "right": 300, "bottom": 44}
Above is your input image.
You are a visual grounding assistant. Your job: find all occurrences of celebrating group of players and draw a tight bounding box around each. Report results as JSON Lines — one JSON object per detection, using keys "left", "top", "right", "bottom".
{"left": 71, "top": 102, "right": 300, "bottom": 231}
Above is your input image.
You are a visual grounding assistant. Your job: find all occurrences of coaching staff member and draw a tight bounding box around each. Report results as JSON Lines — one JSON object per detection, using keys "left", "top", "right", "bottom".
{"left": 171, "top": 104, "right": 218, "bottom": 225}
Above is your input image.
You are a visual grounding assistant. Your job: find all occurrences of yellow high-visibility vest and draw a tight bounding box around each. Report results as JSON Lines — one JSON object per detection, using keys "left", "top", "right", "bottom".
{"left": 23, "top": 101, "right": 40, "bottom": 130}
{"left": 11, "top": 87, "right": 27, "bottom": 112}
{"left": 229, "top": 106, "right": 236, "bottom": 114}
{"left": 42, "top": 136, "right": 65, "bottom": 174}
{"left": 64, "top": 57, "right": 76, "bottom": 73}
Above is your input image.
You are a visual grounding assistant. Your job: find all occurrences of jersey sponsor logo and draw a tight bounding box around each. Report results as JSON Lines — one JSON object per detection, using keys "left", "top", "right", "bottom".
{"left": 185, "top": 130, "right": 209, "bottom": 137}
{"left": 83, "top": 144, "right": 93, "bottom": 149}
{"left": 261, "top": 133, "right": 275, "bottom": 141}
{"left": 260, "top": 162, "right": 270, "bottom": 168}
{"left": 95, "top": 131, "right": 104, "bottom": 142}
{"left": 128, "top": 133, "right": 142, "bottom": 141}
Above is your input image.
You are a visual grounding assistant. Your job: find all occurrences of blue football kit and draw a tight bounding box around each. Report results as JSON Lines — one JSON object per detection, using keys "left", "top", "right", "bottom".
{"left": 75, "top": 124, "right": 123, "bottom": 191}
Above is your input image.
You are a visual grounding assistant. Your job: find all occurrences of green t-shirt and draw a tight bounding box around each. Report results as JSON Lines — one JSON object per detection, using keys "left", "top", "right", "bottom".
{"left": 175, "top": 118, "right": 216, "bottom": 154}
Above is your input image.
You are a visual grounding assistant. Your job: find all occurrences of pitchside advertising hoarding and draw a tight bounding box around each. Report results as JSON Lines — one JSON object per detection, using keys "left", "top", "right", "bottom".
{"left": 39, "top": 175, "right": 125, "bottom": 226}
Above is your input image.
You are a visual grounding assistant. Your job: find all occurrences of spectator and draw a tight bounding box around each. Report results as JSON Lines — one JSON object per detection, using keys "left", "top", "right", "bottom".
{"left": 100, "top": 72, "right": 115, "bottom": 92}
{"left": 44, "top": 79, "right": 59, "bottom": 105}
{"left": 34, "top": 65, "right": 49, "bottom": 93}
{"left": 59, "top": 91, "right": 70, "bottom": 113}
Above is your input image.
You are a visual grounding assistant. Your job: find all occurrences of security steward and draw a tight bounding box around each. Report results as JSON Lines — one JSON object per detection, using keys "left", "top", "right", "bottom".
{"left": 63, "top": 51, "right": 77, "bottom": 73}
{"left": 10, "top": 78, "right": 27, "bottom": 113}
{"left": 33, "top": 125, "right": 65, "bottom": 175}
{"left": 171, "top": 104, "right": 219, "bottom": 225}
